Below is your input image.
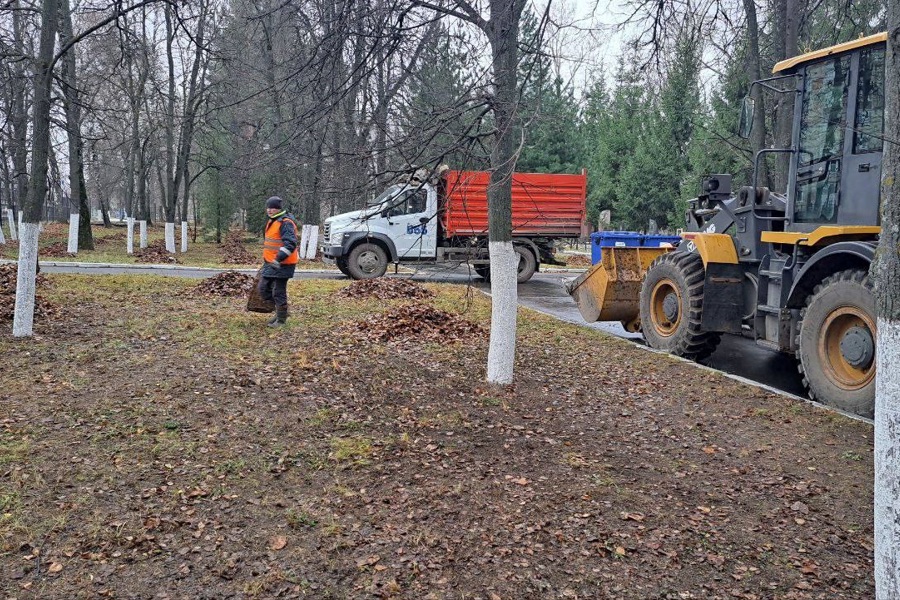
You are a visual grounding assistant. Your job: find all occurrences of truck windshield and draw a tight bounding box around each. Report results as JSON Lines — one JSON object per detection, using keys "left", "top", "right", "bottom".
{"left": 367, "top": 185, "right": 403, "bottom": 207}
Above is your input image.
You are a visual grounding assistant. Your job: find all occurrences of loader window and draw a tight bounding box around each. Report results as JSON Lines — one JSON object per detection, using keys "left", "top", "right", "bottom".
{"left": 794, "top": 56, "right": 850, "bottom": 224}
{"left": 853, "top": 47, "right": 885, "bottom": 154}
{"left": 798, "top": 56, "right": 850, "bottom": 167}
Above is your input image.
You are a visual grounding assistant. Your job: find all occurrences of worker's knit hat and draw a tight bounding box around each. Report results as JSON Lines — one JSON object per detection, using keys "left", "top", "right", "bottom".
{"left": 266, "top": 196, "right": 283, "bottom": 210}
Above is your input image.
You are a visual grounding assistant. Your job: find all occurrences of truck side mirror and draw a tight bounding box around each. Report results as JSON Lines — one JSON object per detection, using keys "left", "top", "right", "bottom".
{"left": 738, "top": 96, "right": 755, "bottom": 139}
{"left": 419, "top": 217, "right": 429, "bottom": 225}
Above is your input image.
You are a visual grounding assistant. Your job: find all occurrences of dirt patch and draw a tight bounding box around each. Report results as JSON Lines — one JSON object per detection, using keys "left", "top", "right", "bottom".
{"left": 344, "top": 303, "right": 483, "bottom": 344}
{"left": 0, "top": 276, "right": 875, "bottom": 599}
{"left": 338, "top": 277, "right": 434, "bottom": 300}
{"left": 194, "top": 271, "right": 255, "bottom": 297}
{"left": 134, "top": 239, "right": 181, "bottom": 264}
{"left": 220, "top": 231, "right": 256, "bottom": 264}
{"left": 0, "top": 263, "right": 58, "bottom": 321}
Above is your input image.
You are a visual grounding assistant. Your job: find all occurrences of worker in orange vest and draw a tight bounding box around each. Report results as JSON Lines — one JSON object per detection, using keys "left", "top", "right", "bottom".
{"left": 260, "top": 196, "right": 299, "bottom": 327}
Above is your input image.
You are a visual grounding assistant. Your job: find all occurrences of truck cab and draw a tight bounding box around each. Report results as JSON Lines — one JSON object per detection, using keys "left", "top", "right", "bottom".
{"left": 322, "top": 181, "right": 439, "bottom": 278}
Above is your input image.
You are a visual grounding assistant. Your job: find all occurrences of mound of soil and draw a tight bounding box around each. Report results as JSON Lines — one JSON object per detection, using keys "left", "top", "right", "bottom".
{"left": 40, "top": 242, "right": 75, "bottom": 258}
{"left": 135, "top": 239, "right": 181, "bottom": 264}
{"left": 195, "top": 271, "right": 255, "bottom": 297}
{"left": 220, "top": 231, "right": 256, "bottom": 264}
{"left": 345, "top": 303, "right": 483, "bottom": 344}
{"left": 0, "top": 263, "right": 58, "bottom": 321}
{"left": 339, "top": 277, "right": 434, "bottom": 300}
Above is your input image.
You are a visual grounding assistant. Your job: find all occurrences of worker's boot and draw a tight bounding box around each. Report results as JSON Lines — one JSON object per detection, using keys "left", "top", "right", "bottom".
{"left": 267, "top": 305, "right": 288, "bottom": 328}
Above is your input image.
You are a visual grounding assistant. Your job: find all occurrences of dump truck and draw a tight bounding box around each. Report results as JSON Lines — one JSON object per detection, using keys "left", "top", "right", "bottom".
{"left": 568, "top": 32, "right": 886, "bottom": 419}
{"left": 321, "top": 168, "right": 587, "bottom": 283}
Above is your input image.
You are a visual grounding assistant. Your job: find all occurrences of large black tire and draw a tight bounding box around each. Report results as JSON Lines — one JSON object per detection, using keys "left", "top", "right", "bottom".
{"left": 473, "top": 265, "right": 490, "bottom": 280}
{"left": 515, "top": 245, "right": 537, "bottom": 283}
{"left": 335, "top": 257, "right": 351, "bottom": 277}
{"left": 797, "top": 269, "right": 875, "bottom": 419}
{"left": 639, "top": 252, "right": 721, "bottom": 361}
{"left": 346, "top": 242, "right": 388, "bottom": 280}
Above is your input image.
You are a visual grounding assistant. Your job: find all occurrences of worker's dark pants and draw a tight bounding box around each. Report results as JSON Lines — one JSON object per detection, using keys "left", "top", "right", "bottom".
{"left": 259, "top": 277, "right": 289, "bottom": 307}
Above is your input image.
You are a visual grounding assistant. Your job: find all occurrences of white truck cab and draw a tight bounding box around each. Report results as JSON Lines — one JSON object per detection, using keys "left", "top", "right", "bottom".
{"left": 322, "top": 182, "right": 439, "bottom": 278}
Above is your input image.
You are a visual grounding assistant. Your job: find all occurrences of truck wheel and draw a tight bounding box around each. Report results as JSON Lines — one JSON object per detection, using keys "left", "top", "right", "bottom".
{"left": 797, "top": 269, "right": 875, "bottom": 419}
{"left": 336, "top": 257, "right": 351, "bottom": 277}
{"left": 473, "top": 265, "right": 490, "bottom": 280}
{"left": 346, "top": 243, "right": 388, "bottom": 280}
{"left": 515, "top": 246, "right": 537, "bottom": 283}
{"left": 639, "top": 252, "right": 721, "bottom": 360}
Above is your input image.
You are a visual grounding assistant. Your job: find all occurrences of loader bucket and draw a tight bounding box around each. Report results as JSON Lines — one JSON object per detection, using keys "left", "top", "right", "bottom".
{"left": 565, "top": 246, "right": 673, "bottom": 331}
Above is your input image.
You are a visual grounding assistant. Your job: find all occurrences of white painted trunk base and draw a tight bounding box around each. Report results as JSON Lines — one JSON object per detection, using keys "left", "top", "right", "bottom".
{"left": 126, "top": 218, "right": 135, "bottom": 254}
{"left": 305, "top": 226, "right": 319, "bottom": 259}
{"left": 4, "top": 209, "right": 14, "bottom": 241}
{"left": 139, "top": 220, "right": 148, "bottom": 248}
{"left": 299, "top": 224, "right": 310, "bottom": 258}
{"left": 0, "top": 215, "right": 6, "bottom": 245}
{"left": 67, "top": 213, "right": 79, "bottom": 254}
{"left": 876, "top": 317, "right": 900, "bottom": 598}
{"left": 164, "top": 222, "right": 176, "bottom": 253}
{"left": 12, "top": 222, "right": 40, "bottom": 337}
{"left": 180, "top": 221, "right": 188, "bottom": 253}
{"left": 486, "top": 241, "right": 518, "bottom": 384}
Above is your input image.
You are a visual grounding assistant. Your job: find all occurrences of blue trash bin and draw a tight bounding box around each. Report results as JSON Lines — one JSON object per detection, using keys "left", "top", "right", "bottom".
{"left": 591, "top": 231, "right": 643, "bottom": 264}
{"left": 642, "top": 234, "right": 682, "bottom": 248}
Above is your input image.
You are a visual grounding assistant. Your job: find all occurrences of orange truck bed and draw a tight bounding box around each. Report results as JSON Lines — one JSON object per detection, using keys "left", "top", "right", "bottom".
{"left": 441, "top": 170, "right": 587, "bottom": 238}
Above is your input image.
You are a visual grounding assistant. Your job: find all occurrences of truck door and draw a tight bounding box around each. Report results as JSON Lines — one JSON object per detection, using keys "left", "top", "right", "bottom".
{"left": 792, "top": 55, "right": 851, "bottom": 227}
{"left": 841, "top": 46, "right": 885, "bottom": 225}
{"left": 383, "top": 187, "right": 436, "bottom": 260}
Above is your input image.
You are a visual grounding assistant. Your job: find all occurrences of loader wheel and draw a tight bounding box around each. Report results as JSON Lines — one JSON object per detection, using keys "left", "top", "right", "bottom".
{"left": 346, "top": 243, "right": 388, "bottom": 280}
{"left": 639, "top": 252, "right": 721, "bottom": 361}
{"left": 797, "top": 269, "right": 875, "bottom": 419}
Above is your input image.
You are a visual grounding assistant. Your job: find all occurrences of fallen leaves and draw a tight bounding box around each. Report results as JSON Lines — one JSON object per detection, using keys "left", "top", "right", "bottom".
{"left": 219, "top": 231, "right": 256, "bottom": 264}
{"left": 134, "top": 239, "right": 181, "bottom": 264}
{"left": 195, "top": 271, "right": 255, "bottom": 297}
{"left": 338, "top": 277, "right": 434, "bottom": 300}
{"left": 0, "top": 263, "right": 59, "bottom": 321}
{"left": 268, "top": 535, "right": 287, "bottom": 551}
{"left": 343, "top": 303, "right": 483, "bottom": 344}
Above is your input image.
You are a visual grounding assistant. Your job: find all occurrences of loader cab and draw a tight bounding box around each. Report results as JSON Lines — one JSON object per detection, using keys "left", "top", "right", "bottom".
{"left": 777, "top": 33, "right": 886, "bottom": 231}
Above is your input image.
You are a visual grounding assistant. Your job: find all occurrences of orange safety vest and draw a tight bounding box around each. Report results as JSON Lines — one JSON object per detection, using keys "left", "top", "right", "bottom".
{"left": 263, "top": 216, "right": 299, "bottom": 265}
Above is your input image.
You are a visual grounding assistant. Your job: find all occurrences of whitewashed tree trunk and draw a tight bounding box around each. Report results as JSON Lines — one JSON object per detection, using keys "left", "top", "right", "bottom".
{"left": 180, "top": 220, "right": 188, "bottom": 253}
{"left": 486, "top": 241, "right": 517, "bottom": 384}
{"left": 6, "top": 209, "right": 15, "bottom": 241}
{"left": 874, "top": 6, "right": 900, "bottom": 596}
{"left": 13, "top": 223, "right": 39, "bottom": 337}
{"left": 126, "top": 217, "right": 135, "bottom": 254}
{"left": 66, "top": 212, "right": 79, "bottom": 254}
{"left": 305, "top": 226, "right": 319, "bottom": 259}
{"left": 299, "top": 223, "right": 311, "bottom": 257}
{"left": 164, "top": 222, "right": 175, "bottom": 253}
{"left": 0, "top": 215, "right": 6, "bottom": 245}
{"left": 139, "top": 220, "right": 148, "bottom": 248}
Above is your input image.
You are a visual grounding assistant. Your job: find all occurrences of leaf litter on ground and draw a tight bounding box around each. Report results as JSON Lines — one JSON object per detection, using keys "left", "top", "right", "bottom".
{"left": 337, "top": 277, "right": 434, "bottom": 300}
{"left": 194, "top": 271, "right": 256, "bottom": 297}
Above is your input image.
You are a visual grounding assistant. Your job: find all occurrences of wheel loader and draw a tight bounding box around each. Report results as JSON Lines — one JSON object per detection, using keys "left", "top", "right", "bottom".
{"left": 568, "top": 32, "right": 886, "bottom": 419}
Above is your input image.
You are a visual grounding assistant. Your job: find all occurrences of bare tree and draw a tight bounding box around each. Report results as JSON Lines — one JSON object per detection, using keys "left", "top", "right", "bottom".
{"left": 873, "top": 3, "right": 900, "bottom": 596}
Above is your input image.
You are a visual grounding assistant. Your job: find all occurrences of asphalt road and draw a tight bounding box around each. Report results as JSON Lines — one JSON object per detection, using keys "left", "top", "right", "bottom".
{"left": 26, "top": 260, "right": 808, "bottom": 399}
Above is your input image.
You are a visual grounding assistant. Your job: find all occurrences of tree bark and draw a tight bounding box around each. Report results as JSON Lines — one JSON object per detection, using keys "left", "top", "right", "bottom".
{"left": 742, "top": 0, "right": 770, "bottom": 188}
{"left": 58, "top": 0, "right": 94, "bottom": 249}
{"left": 772, "top": 0, "right": 799, "bottom": 191}
{"left": 14, "top": 0, "right": 59, "bottom": 337}
{"left": 10, "top": 0, "right": 29, "bottom": 215}
{"left": 874, "top": 5, "right": 900, "bottom": 596}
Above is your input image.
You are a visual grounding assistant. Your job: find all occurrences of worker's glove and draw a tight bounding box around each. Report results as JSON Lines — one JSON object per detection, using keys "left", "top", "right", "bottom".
{"left": 271, "top": 259, "right": 282, "bottom": 268}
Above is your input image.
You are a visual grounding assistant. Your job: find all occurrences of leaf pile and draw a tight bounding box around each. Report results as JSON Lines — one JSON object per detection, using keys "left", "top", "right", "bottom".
{"left": 135, "top": 239, "right": 181, "bottom": 264}
{"left": 338, "top": 277, "right": 434, "bottom": 300}
{"left": 194, "top": 271, "right": 255, "bottom": 297}
{"left": 564, "top": 253, "right": 592, "bottom": 267}
{"left": 0, "top": 263, "right": 58, "bottom": 321}
{"left": 94, "top": 231, "right": 127, "bottom": 246}
{"left": 344, "top": 303, "right": 482, "bottom": 344}
{"left": 40, "top": 242, "right": 75, "bottom": 258}
{"left": 220, "top": 231, "right": 256, "bottom": 264}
